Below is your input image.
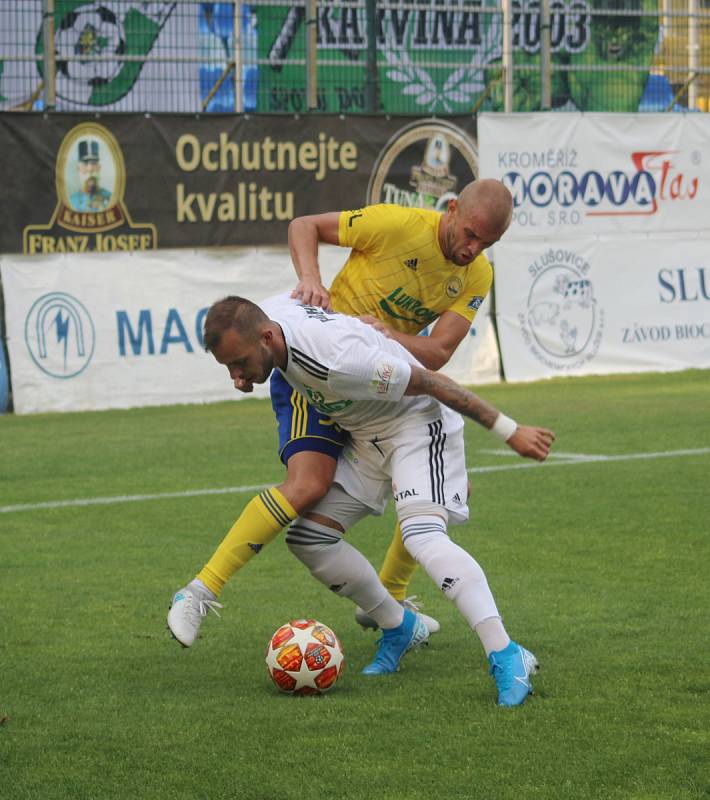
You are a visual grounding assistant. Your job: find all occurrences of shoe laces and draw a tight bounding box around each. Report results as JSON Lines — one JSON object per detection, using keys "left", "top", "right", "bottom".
{"left": 401, "top": 595, "right": 423, "bottom": 612}
{"left": 182, "top": 593, "right": 223, "bottom": 624}
{"left": 489, "top": 657, "right": 510, "bottom": 689}
{"left": 488, "top": 649, "right": 517, "bottom": 691}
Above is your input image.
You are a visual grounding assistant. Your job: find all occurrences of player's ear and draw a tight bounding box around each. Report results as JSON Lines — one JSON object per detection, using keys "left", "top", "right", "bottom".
{"left": 447, "top": 198, "right": 458, "bottom": 216}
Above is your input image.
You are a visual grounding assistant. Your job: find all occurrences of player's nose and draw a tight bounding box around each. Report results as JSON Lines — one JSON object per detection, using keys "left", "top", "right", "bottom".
{"left": 467, "top": 241, "right": 482, "bottom": 259}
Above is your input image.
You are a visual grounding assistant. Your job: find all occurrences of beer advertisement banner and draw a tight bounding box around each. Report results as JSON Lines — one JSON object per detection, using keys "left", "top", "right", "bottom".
{"left": 492, "top": 233, "right": 710, "bottom": 383}
{"left": 0, "top": 114, "right": 479, "bottom": 255}
{"left": 479, "top": 113, "right": 710, "bottom": 238}
{"left": 1, "top": 245, "right": 500, "bottom": 415}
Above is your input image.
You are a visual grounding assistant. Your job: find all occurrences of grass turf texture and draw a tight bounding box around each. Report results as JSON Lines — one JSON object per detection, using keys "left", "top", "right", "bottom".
{"left": 1, "top": 369, "right": 709, "bottom": 800}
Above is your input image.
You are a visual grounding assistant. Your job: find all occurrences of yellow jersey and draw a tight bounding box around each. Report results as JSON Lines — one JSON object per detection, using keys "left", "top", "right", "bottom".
{"left": 330, "top": 204, "right": 492, "bottom": 336}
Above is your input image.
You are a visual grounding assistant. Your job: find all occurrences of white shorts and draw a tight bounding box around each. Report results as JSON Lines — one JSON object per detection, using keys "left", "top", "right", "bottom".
{"left": 319, "top": 408, "right": 469, "bottom": 525}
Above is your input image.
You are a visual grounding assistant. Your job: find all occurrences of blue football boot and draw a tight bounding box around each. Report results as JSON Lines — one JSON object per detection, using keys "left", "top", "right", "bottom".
{"left": 361, "top": 608, "right": 429, "bottom": 675}
{"left": 488, "top": 641, "right": 539, "bottom": 706}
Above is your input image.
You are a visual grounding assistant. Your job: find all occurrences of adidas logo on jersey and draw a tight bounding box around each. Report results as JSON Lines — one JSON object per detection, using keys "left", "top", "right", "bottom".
{"left": 452, "top": 493, "right": 462, "bottom": 503}
{"left": 404, "top": 258, "right": 418, "bottom": 271}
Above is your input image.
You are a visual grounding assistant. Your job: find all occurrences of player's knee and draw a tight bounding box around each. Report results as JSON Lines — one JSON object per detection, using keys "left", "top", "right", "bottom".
{"left": 281, "top": 452, "right": 337, "bottom": 513}
{"left": 286, "top": 477, "right": 331, "bottom": 511}
{"left": 399, "top": 513, "right": 448, "bottom": 562}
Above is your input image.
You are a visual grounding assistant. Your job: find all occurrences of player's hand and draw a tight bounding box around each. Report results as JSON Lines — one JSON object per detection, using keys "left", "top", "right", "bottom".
{"left": 358, "top": 315, "right": 392, "bottom": 338}
{"left": 506, "top": 425, "right": 555, "bottom": 461}
{"left": 291, "top": 279, "right": 332, "bottom": 310}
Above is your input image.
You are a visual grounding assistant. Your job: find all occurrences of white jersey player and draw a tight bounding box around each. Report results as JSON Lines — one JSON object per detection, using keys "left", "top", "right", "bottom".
{"left": 259, "top": 293, "right": 469, "bottom": 526}
{"left": 168, "top": 293, "right": 555, "bottom": 706}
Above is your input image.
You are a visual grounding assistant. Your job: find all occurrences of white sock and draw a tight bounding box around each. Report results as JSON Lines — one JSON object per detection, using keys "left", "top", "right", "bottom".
{"left": 401, "top": 515, "right": 503, "bottom": 653}
{"left": 189, "top": 577, "right": 216, "bottom": 600}
{"left": 286, "top": 518, "right": 390, "bottom": 616}
{"left": 475, "top": 616, "right": 511, "bottom": 657}
{"left": 366, "top": 597, "right": 405, "bottom": 630}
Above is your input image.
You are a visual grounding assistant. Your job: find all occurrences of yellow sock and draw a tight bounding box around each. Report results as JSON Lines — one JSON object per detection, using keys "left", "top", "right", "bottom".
{"left": 378, "top": 522, "right": 418, "bottom": 602}
{"left": 197, "top": 487, "right": 297, "bottom": 596}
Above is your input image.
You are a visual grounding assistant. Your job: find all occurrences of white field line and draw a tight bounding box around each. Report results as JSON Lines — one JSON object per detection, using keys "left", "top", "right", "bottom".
{"left": 478, "top": 449, "right": 596, "bottom": 460}
{"left": 1, "top": 447, "right": 709, "bottom": 515}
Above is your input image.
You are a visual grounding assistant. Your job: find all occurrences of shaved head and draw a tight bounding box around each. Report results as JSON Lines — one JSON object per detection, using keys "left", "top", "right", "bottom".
{"left": 457, "top": 179, "right": 513, "bottom": 236}
{"left": 438, "top": 178, "right": 513, "bottom": 266}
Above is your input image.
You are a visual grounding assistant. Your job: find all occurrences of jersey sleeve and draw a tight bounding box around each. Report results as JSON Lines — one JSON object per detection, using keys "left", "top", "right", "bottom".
{"left": 328, "top": 344, "right": 412, "bottom": 403}
{"left": 337, "top": 204, "right": 404, "bottom": 254}
{"left": 446, "top": 254, "right": 493, "bottom": 323}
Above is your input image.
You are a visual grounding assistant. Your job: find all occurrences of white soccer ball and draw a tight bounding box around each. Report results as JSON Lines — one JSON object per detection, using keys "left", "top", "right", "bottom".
{"left": 265, "top": 619, "right": 345, "bottom": 695}
{"left": 55, "top": 4, "right": 126, "bottom": 102}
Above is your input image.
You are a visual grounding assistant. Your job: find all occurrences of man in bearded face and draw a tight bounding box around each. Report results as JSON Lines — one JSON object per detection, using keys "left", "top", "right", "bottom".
{"left": 70, "top": 139, "right": 112, "bottom": 212}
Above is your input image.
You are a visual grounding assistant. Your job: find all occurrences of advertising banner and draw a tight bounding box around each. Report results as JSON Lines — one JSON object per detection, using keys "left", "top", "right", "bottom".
{"left": 0, "top": 2, "right": 200, "bottom": 112}
{"left": 257, "top": 1, "right": 659, "bottom": 114}
{"left": 0, "top": 114, "right": 479, "bottom": 255}
{"left": 0, "top": 2, "right": 664, "bottom": 116}
{"left": 1, "top": 246, "right": 500, "bottom": 415}
{"left": 493, "top": 233, "right": 710, "bottom": 382}
{"left": 479, "top": 113, "right": 710, "bottom": 238}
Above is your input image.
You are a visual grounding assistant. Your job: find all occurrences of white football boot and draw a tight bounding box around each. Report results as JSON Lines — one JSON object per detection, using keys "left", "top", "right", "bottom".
{"left": 167, "top": 585, "right": 223, "bottom": 647}
{"left": 355, "top": 596, "right": 441, "bottom": 635}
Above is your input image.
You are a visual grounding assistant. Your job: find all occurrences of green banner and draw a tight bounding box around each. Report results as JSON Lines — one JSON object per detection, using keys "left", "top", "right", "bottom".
{"left": 256, "top": 0, "right": 659, "bottom": 114}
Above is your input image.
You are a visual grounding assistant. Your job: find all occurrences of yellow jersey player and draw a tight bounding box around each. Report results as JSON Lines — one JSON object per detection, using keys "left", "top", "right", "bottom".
{"left": 166, "top": 179, "right": 514, "bottom": 645}
{"left": 283, "top": 179, "right": 513, "bottom": 632}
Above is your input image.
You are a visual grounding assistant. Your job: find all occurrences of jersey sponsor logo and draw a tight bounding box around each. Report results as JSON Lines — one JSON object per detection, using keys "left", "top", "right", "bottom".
{"left": 445, "top": 277, "right": 463, "bottom": 297}
{"left": 394, "top": 488, "right": 420, "bottom": 501}
{"left": 371, "top": 361, "right": 395, "bottom": 395}
{"left": 303, "top": 386, "right": 353, "bottom": 414}
{"left": 347, "top": 211, "right": 364, "bottom": 227}
{"left": 467, "top": 295, "right": 484, "bottom": 310}
{"left": 404, "top": 258, "right": 418, "bottom": 271}
{"left": 379, "top": 287, "right": 438, "bottom": 324}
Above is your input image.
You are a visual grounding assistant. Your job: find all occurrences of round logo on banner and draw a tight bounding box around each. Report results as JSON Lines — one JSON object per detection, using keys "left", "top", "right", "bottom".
{"left": 55, "top": 122, "right": 126, "bottom": 231}
{"left": 367, "top": 119, "right": 478, "bottom": 209}
{"left": 522, "top": 255, "right": 603, "bottom": 370}
{"left": 24, "top": 292, "right": 96, "bottom": 379}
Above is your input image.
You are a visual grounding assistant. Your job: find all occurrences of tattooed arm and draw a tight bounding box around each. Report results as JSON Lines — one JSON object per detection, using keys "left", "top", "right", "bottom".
{"left": 405, "top": 365, "right": 555, "bottom": 462}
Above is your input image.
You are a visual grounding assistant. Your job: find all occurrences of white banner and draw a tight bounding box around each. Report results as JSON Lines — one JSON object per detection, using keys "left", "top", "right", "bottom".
{"left": 493, "top": 233, "right": 710, "bottom": 382}
{"left": 479, "top": 113, "right": 710, "bottom": 238}
{"left": 1, "top": 247, "right": 500, "bottom": 414}
{"left": 0, "top": 2, "right": 200, "bottom": 112}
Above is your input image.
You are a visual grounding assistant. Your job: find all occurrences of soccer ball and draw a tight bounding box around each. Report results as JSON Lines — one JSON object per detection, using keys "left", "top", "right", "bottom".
{"left": 54, "top": 4, "right": 126, "bottom": 103}
{"left": 265, "top": 619, "right": 345, "bottom": 695}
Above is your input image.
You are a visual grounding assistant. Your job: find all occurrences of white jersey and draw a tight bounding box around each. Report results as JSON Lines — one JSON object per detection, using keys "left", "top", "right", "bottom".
{"left": 260, "top": 293, "right": 456, "bottom": 439}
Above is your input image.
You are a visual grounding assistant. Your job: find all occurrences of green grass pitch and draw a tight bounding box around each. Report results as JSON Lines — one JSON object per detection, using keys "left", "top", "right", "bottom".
{"left": 2, "top": 369, "right": 709, "bottom": 800}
